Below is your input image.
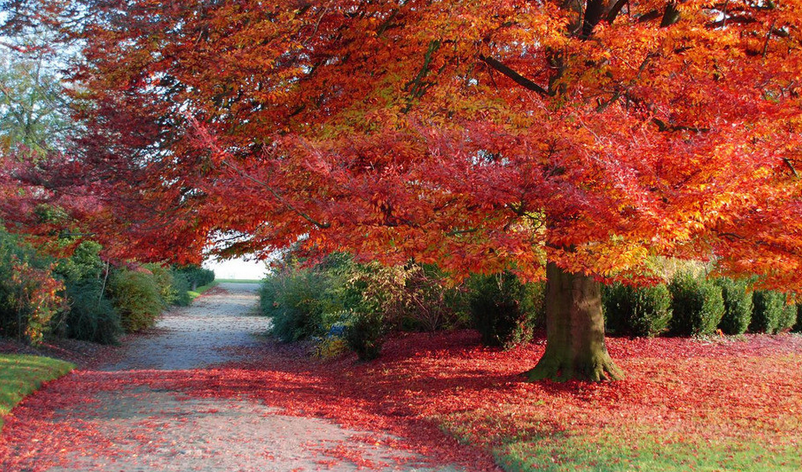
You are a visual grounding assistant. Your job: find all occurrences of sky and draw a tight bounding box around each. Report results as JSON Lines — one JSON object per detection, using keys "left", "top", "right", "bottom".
{"left": 203, "top": 256, "right": 269, "bottom": 280}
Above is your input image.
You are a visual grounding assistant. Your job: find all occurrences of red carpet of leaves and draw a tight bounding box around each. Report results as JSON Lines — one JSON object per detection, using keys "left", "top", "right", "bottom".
{"left": 2, "top": 331, "right": 802, "bottom": 471}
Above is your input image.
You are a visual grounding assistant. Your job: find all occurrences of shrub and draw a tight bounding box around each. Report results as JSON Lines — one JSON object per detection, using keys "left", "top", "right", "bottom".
{"left": 603, "top": 282, "right": 672, "bottom": 337}
{"left": 52, "top": 240, "right": 121, "bottom": 344}
{"left": 714, "top": 278, "right": 753, "bottom": 335}
{"left": 174, "top": 265, "right": 215, "bottom": 290}
{"left": 259, "top": 266, "right": 339, "bottom": 342}
{"left": 144, "top": 264, "right": 177, "bottom": 306}
{"left": 468, "top": 272, "right": 544, "bottom": 348}
{"left": 0, "top": 228, "right": 64, "bottom": 344}
{"left": 170, "top": 270, "right": 192, "bottom": 306}
{"left": 399, "top": 264, "right": 466, "bottom": 332}
{"left": 794, "top": 305, "right": 802, "bottom": 333}
{"left": 778, "top": 295, "right": 797, "bottom": 333}
{"left": 61, "top": 280, "right": 121, "bottom": 344}
{"left": 107, "top": 268, "right": 164, "bottom": 332}
{"left": 668, "top": 273, "right": 725, "bottom": 336}
{"left": 344, "top": 311, "right": 385, "bottom": 361}
{"left": 314, "top": 335, "right": 349, "bottom": 359}
{"left": 749, "top": 291, "right": 786, "bottom": 334}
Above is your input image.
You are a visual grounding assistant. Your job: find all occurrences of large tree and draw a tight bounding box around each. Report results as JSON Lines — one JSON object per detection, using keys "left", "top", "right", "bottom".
{"left": 18, "top": 0, "right": 802, "bottom": 379}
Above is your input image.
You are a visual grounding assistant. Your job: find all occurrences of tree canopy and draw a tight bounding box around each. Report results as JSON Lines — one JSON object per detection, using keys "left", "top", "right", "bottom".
{"left": 28, "top": 0, "right": 799, "bottom": 289}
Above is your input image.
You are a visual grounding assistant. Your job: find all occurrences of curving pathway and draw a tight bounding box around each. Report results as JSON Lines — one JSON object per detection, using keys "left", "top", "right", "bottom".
{"left": 2, "top": 283, "right": 465, "bottom": 472}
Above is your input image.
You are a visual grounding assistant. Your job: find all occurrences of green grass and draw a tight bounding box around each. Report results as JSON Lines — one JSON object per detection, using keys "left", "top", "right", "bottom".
{"left": 0, "top": 354, "right": 74, "bottom": 429}
{"left": 491, "top": 429, "right": 802, "bottom": 472}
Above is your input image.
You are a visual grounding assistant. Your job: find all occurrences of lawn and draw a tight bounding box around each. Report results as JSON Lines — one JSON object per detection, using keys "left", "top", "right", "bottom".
{"left": 0, "top": 354, "right": 74, "bottom": 430}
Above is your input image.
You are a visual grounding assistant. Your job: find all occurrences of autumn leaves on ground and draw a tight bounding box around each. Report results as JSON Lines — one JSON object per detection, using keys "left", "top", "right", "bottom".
{"left": 2, "top": 284, "right": 801, "bottom": 472}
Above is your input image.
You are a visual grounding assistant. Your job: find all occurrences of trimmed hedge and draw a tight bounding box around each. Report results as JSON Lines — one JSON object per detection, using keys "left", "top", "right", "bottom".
{"left": 715, "top": 278, "right": 753, "bottom": 335}
{"left": 668, "top": 273, "right": 725, "bottom": 336}
{"left": 750, "top": 291, "right": 786, "bottom": 334}
{"left": 778, "top": 296, "right": 797, "bottom": 333}
{"left": 174, "top": 265, "right": 215, "bottom": 291}
{"left": 603, "top": 282, "right": 672, "bottom": 337}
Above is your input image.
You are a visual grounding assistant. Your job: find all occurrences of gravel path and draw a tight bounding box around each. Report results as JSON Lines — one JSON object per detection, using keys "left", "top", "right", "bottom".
{"left": 36, "top": 283, "right": 464, "bottom": 472}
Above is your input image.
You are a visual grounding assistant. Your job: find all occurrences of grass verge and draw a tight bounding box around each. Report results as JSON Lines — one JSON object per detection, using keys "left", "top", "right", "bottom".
{"left": 0, "top": 354, "right": 74, "bottom": 429}
{"left": 489, "top": 428, "right": 801, "bottom": 472}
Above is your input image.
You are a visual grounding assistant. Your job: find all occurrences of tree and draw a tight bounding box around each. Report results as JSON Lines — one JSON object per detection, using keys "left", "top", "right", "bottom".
{"left": 0, "top": 54, "right": 72, "bottom": 155}
{"left": 22, "top": 0, "right": 802, "bottom": 380}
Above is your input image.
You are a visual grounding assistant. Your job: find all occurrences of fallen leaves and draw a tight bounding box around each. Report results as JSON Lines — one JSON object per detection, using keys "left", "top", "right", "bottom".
{"left": 1, "top": 331, "right": 801, "bottom": 471}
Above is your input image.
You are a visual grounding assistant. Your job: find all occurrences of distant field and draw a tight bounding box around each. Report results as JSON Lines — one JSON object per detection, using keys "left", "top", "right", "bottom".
{"left": 215, "top": 279, "right": 263, "bottom": 284}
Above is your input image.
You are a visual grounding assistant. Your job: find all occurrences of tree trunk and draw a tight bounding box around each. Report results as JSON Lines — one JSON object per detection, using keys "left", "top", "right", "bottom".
{"left": 526, "top": 262, "right": 623, "bottom": 382}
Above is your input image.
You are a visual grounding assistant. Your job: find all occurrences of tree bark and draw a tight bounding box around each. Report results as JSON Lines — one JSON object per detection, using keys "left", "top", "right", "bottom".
{"left": 526, "top": 262, "right": 623, "bottom": 381}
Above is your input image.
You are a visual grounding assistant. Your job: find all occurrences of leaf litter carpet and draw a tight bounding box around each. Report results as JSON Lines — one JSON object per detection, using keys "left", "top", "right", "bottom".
{"left": 0, "top": 284, "right": 476, "bottom": 472}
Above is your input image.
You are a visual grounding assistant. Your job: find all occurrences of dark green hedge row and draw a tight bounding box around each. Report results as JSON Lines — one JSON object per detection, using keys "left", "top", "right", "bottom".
{"left": 603, "top": 273, "right": 796, "bottom": 337}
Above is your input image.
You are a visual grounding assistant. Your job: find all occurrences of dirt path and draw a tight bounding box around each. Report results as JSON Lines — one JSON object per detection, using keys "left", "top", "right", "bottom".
{"left": 2, "top": 283, "right": 466, "bottom": 472}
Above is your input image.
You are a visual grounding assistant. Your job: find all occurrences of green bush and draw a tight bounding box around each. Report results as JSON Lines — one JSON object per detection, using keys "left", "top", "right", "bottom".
{"left": 778, "top": 295, "right": 797, "bottom": 333}
{"left": 144, "top": 263, "right": 177, "bottom": 306}
{"left": 468, "top": 272, "right": 544, "bottom": 348}
{"left": 749, "top": 291, "right": 786, "bottom": 334}
{"left": 794, "top": 305, "right": 802, "bottom": 333}
{"left": 259, "top": 266, "right": 339, "bottom": 342}
{"left": 714, "top": 278, "right": 753, "bottom": 335}
{"left": 174, "top": 265, "right": 215, "bottom": 290}
{"left": 62, "top": 280, "right": 121, "bottom": 344}
{"left": 170, "top": 270, "right": 192, "bottom": 306}
{"left": 603, "top": 282, "right": 672, "bottom": 337}
{"left": 107, "top": 268, "right": 164, "bottom": 332}
{"left": 668, "top": 273, "right": 725, "bottom": 336}
{"left": 51, "top": 240, "right": 121, "bottom": 344}
{"left": 344, "top": 311, "right": 385, "bottom": 361}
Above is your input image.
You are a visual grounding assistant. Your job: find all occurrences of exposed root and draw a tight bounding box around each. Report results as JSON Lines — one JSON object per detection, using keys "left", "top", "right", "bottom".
{"left": 526, "top": 353, "right": 624, "bottom": 382}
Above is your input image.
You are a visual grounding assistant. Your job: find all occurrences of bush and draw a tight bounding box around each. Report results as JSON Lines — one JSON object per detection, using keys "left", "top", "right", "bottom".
{"left": 107, "top": 268, "right": 164, "bottom": 332}
{"left": 344, "top": 311, "right": 385, "bottom": 361}
{"left": 668, "top": 273, "right": 725, "bottom": 336}
{"left": 468, "top": 272, "right": 544, "bottom": 349}
{"left": 51, "top": 240, "right": 121, "bottom": 344}
{"left": 174, "top": 265, "right": 215, "bottom": 290}
{"left": 0, "top": 228, "right": 64, "bottom": 344}
{"left": 259, "top": 266, "right": 339, "bottom": 342}
{"left": 603, "top": 282, "right": 672, "bottom": 337}
{"left": 749, "top": 291, "right": 787, "bottom": 334}
{"left": 714, "top": 278, "right": 753, "bottom": 335}
{"left": 61, "top": 280, "right": 121, "bottom": 344}
{"left": 144, "top": 264, "right": 177, "bottom": 306}
{"left": 170, "top": 270, "right": 192, "bottom": 306}
{"left": 778, "top": 295, "right": 797, "bottom": 333}
{"left": 794, "top": 305, "right": 802, "bottom": 333}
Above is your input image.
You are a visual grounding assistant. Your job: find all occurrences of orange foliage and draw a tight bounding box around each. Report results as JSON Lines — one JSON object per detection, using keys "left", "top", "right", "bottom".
{"left": 19, "top": 1, "right": 802, "bottom": 286}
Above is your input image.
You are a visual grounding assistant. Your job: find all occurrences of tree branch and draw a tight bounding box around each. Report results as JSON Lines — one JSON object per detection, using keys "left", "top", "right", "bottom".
{"left": 479, "top": 54, "right": 550, "bottom": 97}
{"left": 580, "top": 0, "right": 606, "bottom": 39}
{"left": 660, "top": 2, "right": 681, "bottom": 27}
{"left": 606, "top": 0, "right": 629, "bottom": 24}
